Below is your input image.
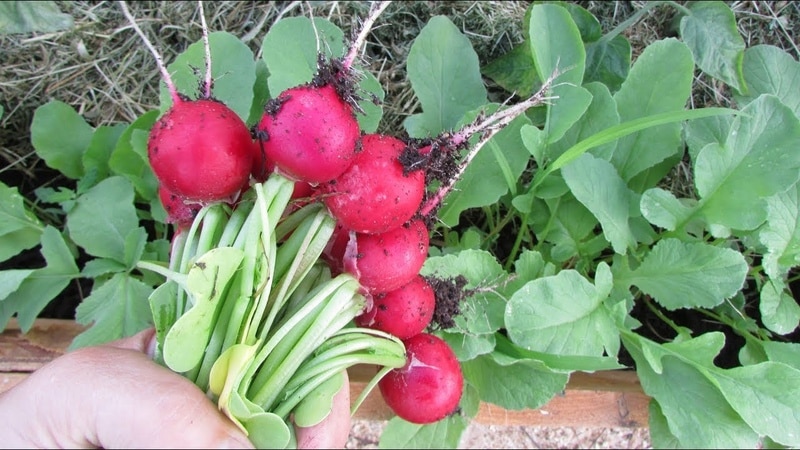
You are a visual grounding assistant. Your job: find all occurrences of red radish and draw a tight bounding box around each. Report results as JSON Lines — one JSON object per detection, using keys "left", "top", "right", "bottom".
{"left": 158, "top": 185, "right": 201, "bottom": 228}
{"left": 323, "top": 134, "right": 425, "bottom": 234}
{"left": 120, "top": 2, "right": 253, "bottom": 203}
{"left": 148, "top": 99, "right": 254, "bottom": 201}
{"left": 323, "top": 219, "right": 429, "bottom": 293}
{"left": 355, "top": 275, "right": 435, "bottom": 339}
{"left": 256, "top": 84, "right": 360, "bottom": 184}
{"left": 251, "top": 140, "right": 275, "bottom": 182}
{"left": 378, "top": 333, "right": 463, "bottom": 424}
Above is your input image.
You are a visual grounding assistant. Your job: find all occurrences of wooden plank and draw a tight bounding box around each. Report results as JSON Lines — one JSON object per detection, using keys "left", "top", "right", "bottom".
{"left": 0, "top": 319, "right": 650, "bottom": 427}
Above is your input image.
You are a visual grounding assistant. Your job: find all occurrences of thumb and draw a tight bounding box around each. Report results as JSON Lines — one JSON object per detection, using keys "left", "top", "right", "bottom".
{"left": 0, "top": 329, "right": 254, "bottom": 449}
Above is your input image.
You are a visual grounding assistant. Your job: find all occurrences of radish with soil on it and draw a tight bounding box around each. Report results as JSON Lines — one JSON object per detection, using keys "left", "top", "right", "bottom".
{"left": 355, "top": 275, "right": 435, "bottom": 340}
{"left": 118, "top": 1, "right": 254, "bottom": 204}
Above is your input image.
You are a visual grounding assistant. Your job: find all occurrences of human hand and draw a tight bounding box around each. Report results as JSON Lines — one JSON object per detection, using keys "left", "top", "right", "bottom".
{"left": 0, "top": 328, "right": 351, "bottom": 449}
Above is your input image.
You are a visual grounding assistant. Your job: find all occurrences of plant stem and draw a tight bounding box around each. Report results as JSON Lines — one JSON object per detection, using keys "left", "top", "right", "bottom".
{"left": 342, "top": 1, "right": 392, "bottom": 71}
{"left": 197, "top": 0, "right": 213, "bottom": 99}
{"left": 643, "top": 295, "right": 688, "bottom": 338}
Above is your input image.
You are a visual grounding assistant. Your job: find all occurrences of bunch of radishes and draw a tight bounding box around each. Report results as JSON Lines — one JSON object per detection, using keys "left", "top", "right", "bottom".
{"left": 122, "top": 0, "right": 556, "bottom": 439}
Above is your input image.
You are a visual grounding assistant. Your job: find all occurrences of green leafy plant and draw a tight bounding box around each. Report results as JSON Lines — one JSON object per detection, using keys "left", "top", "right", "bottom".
{"left": 1, "top": 1, "right": 799, "bottom": 449}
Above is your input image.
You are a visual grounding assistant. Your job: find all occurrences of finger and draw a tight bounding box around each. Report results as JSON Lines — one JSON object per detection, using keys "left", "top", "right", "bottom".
{"left": 295, "top": 370, "right": 352, "bottom": 449}
{"left": 106, "top": 327, "right": 157, "bottom": 357}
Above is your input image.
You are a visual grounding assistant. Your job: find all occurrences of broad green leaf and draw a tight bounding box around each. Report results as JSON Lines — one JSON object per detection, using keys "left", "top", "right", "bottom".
{"left": 0, "top": 269, "right": 33, "bottom": 302}
{"left": 762, "top": 341, "right": 800, "bottom": 371}
{"left": 505, "top": 270, "right": 618, "bottom": 356}
{"left": 0, "top": 1, "right": 72, "bottom": 34}
{"left": 714, "top": 362, "right": 800, "bottom": 447}
{"left": 262, "top": 17, "right": 344, "bottom": 95}
{"left": 547, "top": 82, "right": 619, "bottom": 163}
{"left": 562, "top": 3, "right": 602, "bottom": 43}
{"left": 510, "top": 249, "right": 557, "bottom": 287}
{"left": 0, "top": 226, "right": 78, "bottom": 331}
{"left": 292, "top": 371, "right": 344, "bottom": 427}
{"left": 680, "top": 1, "right": 746, "bottom": 92}
{"left": 495, "top": 333, "right": 624, "bottom": 372}
{"left": 82, "top": 124, "right": 127, "bottom": 184}
{"left": 648, "top": 401, "right": 682, "bottom": 449}
{"left": 404, "top": 16, "right": 487, "bottom": 138}
{"left": 71, "top": 273, "right": 153, "bottom": 349}
{"left": 611, "top": 39, "right": 694, "bottom": 182}
{"left": 684, "top": 114, "right": 733, "bottom": 162}
{"left": 461, "top": 351, "right": 567, "bottom": 410}
{"left": 159, "top": 32, "right": 256, "bottom": 122}
{"left": 735, "top": 45, "right": 800, "bottom": 117}
{"left": 164, "top": 247, "right": 245, "bottom": 373}
{"left": 437, "top": 113, "right": 530, "bottom": 226}
{"left": 109, "top": 110, "right": 159, "bottom": 200}
{"left": 562, "top": 153, "right": 638, "bottom": 254}
{"left": 31, "top": 100, "right": 93, "bottom": 179}
{"left": 759, "top": 279, "right": 800, "bottom": 335}
{"left": 640, "top": 188, "right": 695, "bottom": 231}
{"left": 440, "top": 330, "right": 495, "bottom": 361}
{"left": 66, "top": 176, "right": 140, "bottom": 263}
{"left": 421, "top": 250, "right": 507, "bottom": 334}
{"left": 584, "top": 35, "right": 631, "bottom": 93}
{"left": 481, "top": 42, "right": 538, "bottom": 98}
{"left": 247, "top": 59, "right": 270, "bottom": 126}
{"left": 379, "top": 414, "right": 469, "bottom": 449}
{"left": 148, "top": 281, "right": 178, "bottom": 363}
{"left": 694, "top": 95, "right": 800, "bottom": 232}
{"left": 623, "top": 333, "right": 760, "bottom": 448}
{"left": 529, "top": 193, "right": 599, "bottom": 263}
{"left": 0, "top": 182, "right": 43, "bottom": 262}
{"left": 760, "top": 181, "right": 800, "bottom": 279}
{"left": 624, "top": 238, "right": 748, "bottom": 310}
{"left": 355, "top": 70, "right": 385, "bottom": 133}
{"left": 529, "top": 4, "right": 588, "bottom": 144}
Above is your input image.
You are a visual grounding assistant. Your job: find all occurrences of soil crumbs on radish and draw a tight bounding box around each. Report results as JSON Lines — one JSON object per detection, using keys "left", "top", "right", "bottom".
{"left": 424, "top": 274, "right": 469, "bottom": 330}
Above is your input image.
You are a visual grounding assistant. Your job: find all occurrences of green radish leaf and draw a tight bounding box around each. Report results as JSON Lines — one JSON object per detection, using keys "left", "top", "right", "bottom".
{"left": 610, "top": 39, "right": 694, "bottom": 182}
{"left": 66, "top": 176, "right": 140, "bottom": 263}
{"left": 679, "top": 1, "right": 746, "bottom": 92}
{"left": 623, "top": 238, "right": 748, "bottom": 311}
{"left": 648, "top": 401, "right": 682, "bottom": 449}
{"left": 639, "top": 188, "right": 695, "bottom": 231}
{"left": 30, "top": 100, "right": 93, "bottom": 180}
{"left": 505, "top": 269, "right": 618, "bottom": 357}
{"left": 481, "top": 42, "right": 538, "bottom": 98}
{"left": 496, "top": 333, "right": 624, "bottom": 372}
{"left": 71, "top": 272, "right": 153, "bottom": 349}
{"left": 0, "top": 269, "right": 34, "bottom": 301}
{"left": 355, "top": 69, "right": 384, "bottom": 133}
{"left": 421, "top": 250, "right": 508, "bottom": 335}
{"left": 439, "top": 331, "right": 495, "bottom": 362}
{"left": 684, "top": 114, "right": 733, "bottom": 162}
{"left": 159, "top": 31, "right": 256, "bottom": 122}
{"left": 0, "top": 182, "right": 43, "bottom": 263}
{"left": 437, "top": 111, "right": 530, "bottom": 227}
{"left": 761, "top": 341, "right": 800, "bottom": 371}
{"left": 0, "top": 1, "right": 73, "bottom": 34}
{"left": 164, "top": 247, "right": 245, "bottom": 373}
{"left": 244, "top": 411, "right": 292, "bottom": 450}
{"left": 0, "top": 226, "right": 78, "bottom": 331}
{"left": 82, "top": 124, "right": 127, "bottom": 186}
{"left": 584, "top": 35, "right": 631, "bottom": 93}
{"left": 404, "top": 15, "right": 487, "bottom": 138}
{"left": 760, "top": 182, "right": 800, "bottom": 280}
{"left": 759, "top": 279, "right": 800, "bottom": 335}
{"left": 694, "top": 95, "right": 800, "bottom": 233}
{"left": 529, "top": 4, "right": 589, "bottom": 144}
{"left": 80, "top": 258, "right": 126, "bottom": 278}
{"left": 378, "top": 414, "right": 469, "bottom": 449}
{"left": 247, "top": 59, "right": 270, "bottom": 127}
{"left": 561, "top": 3, "right": 602, "bottom": 43}
{"left": 562, "top": 153, "right": 638, "bottom": 255}
{"left": 148, "top": 281, "right": 178, "bottom": 362}
{"left": 212, "top": 343, "right": 259, "bottom": 417}
{"left": 712, "top": 362, "right": 800, "bottom": 447}
{"left": 262, "top": 17, "right": 344, "bottom": 95}
{"left": 622, "top": 333, "right": 760, "bottom": 448}
{"left": 461, "top": 350, "right": 568, "bottom": 410}
{"left": 109, "top": 110, "right": 159, "bottom": 201}
{"left": 292, "top": 371, "right": 345, "bottom": 427}
{"left": 735, "top": 45, "right": 800, "bottom": 117}
{"left": 547, "top": 82, "right": 619, "bottom": 163}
